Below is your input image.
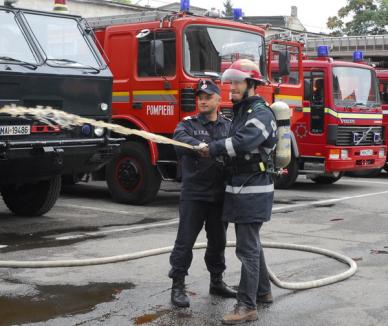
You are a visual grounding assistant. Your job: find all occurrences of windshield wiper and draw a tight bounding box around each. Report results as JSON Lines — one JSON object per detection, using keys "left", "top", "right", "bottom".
{"left": 346, "top": 102, "right": 367, "bottom": 109}
{"left": 0, "top": 56, "right": 38, "bottom": 70}
{"left": 46, "top": 58, "right": 100, "bottom": 73}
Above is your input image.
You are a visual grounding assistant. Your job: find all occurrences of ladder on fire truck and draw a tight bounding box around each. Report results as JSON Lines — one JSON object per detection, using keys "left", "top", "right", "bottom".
{"left": 304, "top": 34, "right": 388, "bottom": 58}
{"left": 267, "top": 31, "right": 388, "bottom": 66}
{"left": 86, "top": 11, "right": 175, "bottom": 29}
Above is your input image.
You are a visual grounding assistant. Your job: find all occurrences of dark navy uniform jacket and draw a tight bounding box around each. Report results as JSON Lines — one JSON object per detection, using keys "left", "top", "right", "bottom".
{"left": 174, "top": 113, "right": 231, "bottom": 203}
{"left": 209, "top": 96, "right": 277, "bottom": 223}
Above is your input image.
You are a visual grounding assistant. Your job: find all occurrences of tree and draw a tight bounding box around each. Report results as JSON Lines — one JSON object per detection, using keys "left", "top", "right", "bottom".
{"left": 112, "top": 0, "right": 132, "bottom": 4}
{"left": 222, "top": 0, "right": 233, "bottom": 17}
{"left": 327, "top": 0, "right": 388, "bottom": 36}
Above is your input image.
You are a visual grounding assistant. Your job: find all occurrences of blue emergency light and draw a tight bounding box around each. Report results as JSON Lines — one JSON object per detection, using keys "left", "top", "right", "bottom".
{"left": 317, "top": 46, "right": 329, "bottom": 57}
{"left": 233, "top": 8, "right": 243, "bottom": 20}
{"left": 180, "top": 0, "right": 190, "bottom": 12}
{"left": 353, "top": 51, "right": 364, "bottom": 62}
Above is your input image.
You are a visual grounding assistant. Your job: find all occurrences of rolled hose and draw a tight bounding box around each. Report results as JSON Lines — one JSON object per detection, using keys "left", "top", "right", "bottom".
{"left": 0, "top": 241, "right": 357, "bottom": 290}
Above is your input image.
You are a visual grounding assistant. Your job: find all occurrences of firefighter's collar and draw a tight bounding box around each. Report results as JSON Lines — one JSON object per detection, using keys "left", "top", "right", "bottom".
{"left": 198, "top": 113, "right": 222, "bottom": 125}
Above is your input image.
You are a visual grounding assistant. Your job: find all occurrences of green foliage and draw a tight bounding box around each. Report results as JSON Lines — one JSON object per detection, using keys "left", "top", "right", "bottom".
{"left": 222, "top": 0, "right": 233, "bottom": 17}
{"left": 112, "top": 0, "right": 132, "bottom": 4}
{"left": 327, "top": 0, "right": 388, "bottom": 35}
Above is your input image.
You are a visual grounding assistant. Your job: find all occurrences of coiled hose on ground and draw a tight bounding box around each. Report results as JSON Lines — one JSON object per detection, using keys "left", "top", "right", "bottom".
{"left": 0, "top": 240, "right": 357, "bottom": 290}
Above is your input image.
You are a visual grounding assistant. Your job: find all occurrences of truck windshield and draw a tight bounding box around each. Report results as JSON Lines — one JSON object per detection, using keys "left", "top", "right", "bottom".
{"left": 184, "top": 26, "right": 264, "bottom": 78}
{"left": 23, "top": 13, "right": 100, "bottom": 68}
{"left": 333, "top": 67, "right": 379, "bottom": 108}
{"left": 0, "top": 10, "right": 36, "bottom": 64}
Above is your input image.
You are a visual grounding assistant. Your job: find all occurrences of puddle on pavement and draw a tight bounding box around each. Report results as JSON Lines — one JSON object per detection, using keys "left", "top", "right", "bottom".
{"left": 0, "top": 282, "right": 135, "bottom": 325}
{"left": 133, "top": 309, "right": 170, "bottom": 325}
{"left": 0, "top": 217, "right": 172, "bottom": 253}
{"left": 133, "top": 308, "right": 192, "bottom": 325}
{"left": 370, "top": 249, "right": 388, "bottom": 255}
{"left": 314, "top": 203, "right": 336, "bottom": 208}
{"left": 274, "top": 197, "right": 316, "bottom": 205}
{"left": 330, "top": 218, "right": 344, "bottom": 222}
{"left": 0, "top": 227, "right": 101, "bottom": 253}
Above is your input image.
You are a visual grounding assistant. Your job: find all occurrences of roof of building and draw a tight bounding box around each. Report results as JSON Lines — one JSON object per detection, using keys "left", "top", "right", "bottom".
{"left": 243, "top": 16, "right": 287, "bottom": 28}
{"left": 71, "top": 0, "right": 150, "bottom": 11}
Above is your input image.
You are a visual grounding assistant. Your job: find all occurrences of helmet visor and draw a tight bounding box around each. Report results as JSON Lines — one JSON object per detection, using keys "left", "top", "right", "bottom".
{"left": 221, "top": 68, "right": 251, "bottom": 84}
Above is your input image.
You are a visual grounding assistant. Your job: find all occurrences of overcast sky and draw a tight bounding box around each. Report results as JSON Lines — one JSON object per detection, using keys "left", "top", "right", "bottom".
{"left": 135, "top": 0, "right": 349, "bottom": 33}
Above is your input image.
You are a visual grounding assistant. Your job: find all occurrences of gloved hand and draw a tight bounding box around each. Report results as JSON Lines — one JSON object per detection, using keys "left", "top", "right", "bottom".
{"left": 193, "top": 143, "right": 210, "bottom": 158}
{"left": 193, "top": 142, "right": 208, "bottom": 151}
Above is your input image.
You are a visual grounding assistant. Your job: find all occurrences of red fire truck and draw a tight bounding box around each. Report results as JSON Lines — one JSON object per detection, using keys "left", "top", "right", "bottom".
{"left": 86, "top": 10, "right": 384, "bottom": 204}
{"left": 273, "top": 48, "right": 385, "bottom": 187}
{"left": 377, "top": 69, "right": 388, "bottom": 170}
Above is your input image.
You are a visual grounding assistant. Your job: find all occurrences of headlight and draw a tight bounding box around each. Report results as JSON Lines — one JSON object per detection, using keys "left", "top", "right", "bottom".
{"left": 341, "top": 149, "right": 349, "bottom": 160}
{"left": 94, "top": 127, "right": 105, "bottom": 137}
{"left": 379, "top": 148, "right": 385, "bottom": 158}
{"left": 100, "top": 103, "right": 109, "bottom": 111}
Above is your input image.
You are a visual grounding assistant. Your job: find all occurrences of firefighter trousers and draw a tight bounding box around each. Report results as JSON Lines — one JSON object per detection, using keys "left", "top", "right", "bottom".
{"left": 169, "top": 200, "right": 227, "bottom": 279}
{"left": 235, "top": 222, "right": 271, "bottom": 309}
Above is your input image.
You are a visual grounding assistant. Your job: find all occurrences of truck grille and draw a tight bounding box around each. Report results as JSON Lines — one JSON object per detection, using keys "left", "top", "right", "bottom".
{"left": 334, "top": 126, "right": 384, "bottom": 146}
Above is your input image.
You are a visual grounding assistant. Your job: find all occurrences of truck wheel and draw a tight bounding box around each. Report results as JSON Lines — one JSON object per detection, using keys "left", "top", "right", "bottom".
{"left": 274, "top": 155, "right": 298, "bottom": 189}
{"left": 105, "top": 141, "right": 161, "bottom": 205}
{"left": 311, "top": 172, "right": 343, "bottom": 184}
{"left": 1, "top": 176, "right": 61, "bottom": 217}
{"left": 347, "top": 169, "right": 382, "bottom": 178}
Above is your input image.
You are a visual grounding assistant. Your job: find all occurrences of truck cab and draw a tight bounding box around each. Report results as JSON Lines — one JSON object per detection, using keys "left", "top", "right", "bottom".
{"left": 272, "top": 48, "right": 385, "bottom": 187}
{"left": 0, "top": 6, "right": 120, "bottom": 216}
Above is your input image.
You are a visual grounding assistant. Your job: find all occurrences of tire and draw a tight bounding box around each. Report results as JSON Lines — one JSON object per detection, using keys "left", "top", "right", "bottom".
{"left": 347, "top": 169, "right": 382, "bottom": 178}
{"left": 311, "top": 172, "right": 343, "bottom": 184}
{"left": 1, "top": 176, "right": 61, "bottom": 216}
{"left": 105, "top": 141, "right": 161, "bottom": 205}
{"left": 274, "top": 155, "right": 299, "bottom": 189}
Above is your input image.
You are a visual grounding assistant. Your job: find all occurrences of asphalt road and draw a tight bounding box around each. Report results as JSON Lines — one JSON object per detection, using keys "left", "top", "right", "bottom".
{"left": 0, "top": 175, "right": 388, "bottom": 326}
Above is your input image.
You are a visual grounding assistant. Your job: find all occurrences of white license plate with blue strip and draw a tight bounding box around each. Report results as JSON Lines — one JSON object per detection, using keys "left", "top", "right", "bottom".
{"left": 0, "top": 125, "right": 30, "bottom": 136}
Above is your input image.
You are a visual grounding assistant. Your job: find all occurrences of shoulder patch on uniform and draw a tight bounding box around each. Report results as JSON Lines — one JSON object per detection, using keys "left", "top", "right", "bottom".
{"left": 183, "top": 115, "right": 195, "bottom": 121}
{"left": 219, "top": 113, "right": 232, "bottom": 121}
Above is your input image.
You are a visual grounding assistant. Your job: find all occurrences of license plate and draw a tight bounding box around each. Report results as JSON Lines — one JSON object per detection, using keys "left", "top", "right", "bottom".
{"left": 360, "top": 149, "right": 373, "bottom": 156}
{"left": 0, "top": 125, "right": 31, "bottom": 136}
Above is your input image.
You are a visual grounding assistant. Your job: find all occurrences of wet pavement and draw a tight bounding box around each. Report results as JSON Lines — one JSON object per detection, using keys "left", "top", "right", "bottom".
{"left": 0, "top": 176, "right": 388, "bottom": 325}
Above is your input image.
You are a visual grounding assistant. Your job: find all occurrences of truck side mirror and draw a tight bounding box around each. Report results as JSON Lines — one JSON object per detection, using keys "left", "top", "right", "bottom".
{"left": 279, "top": 50, "right": 290, "bottom": 76}
{"left": 150, "top": 39, "right": 165, "bottom": 73}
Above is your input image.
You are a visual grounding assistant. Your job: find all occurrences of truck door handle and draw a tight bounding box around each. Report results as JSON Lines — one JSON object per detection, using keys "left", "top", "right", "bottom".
{"left": 132, "top": 102, "right": 142, "bottom": 109}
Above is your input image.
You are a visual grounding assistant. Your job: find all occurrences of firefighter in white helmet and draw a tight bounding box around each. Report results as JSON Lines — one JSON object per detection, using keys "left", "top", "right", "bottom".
{"left": 199, "top": 59, "right": 277, "bottom": 324}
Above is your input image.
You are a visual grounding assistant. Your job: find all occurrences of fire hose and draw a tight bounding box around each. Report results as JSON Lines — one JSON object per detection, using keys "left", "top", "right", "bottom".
{"left": 0, "top": 233, "right": 358, "bottom": 290}
{"left": 0, "top": 106, "right": 358, "bottom": 290}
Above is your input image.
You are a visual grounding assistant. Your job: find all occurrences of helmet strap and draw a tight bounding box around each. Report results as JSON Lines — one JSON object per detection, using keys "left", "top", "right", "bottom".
{"left": 243, "top": 79, "right": 255, "bottom": 99}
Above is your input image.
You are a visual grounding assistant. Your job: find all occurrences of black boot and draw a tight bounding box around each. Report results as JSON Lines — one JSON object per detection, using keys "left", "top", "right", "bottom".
{"left": 171, "top": 277, "right": 190, "bottom": 308}
{"left": 209, "top": 274, "right": 237, "bottom": 298}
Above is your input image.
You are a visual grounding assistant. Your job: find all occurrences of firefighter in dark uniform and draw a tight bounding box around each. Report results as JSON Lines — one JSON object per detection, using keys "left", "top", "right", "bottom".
{"left": 199, "top": 60, "right": 277, "bottom": 324}
{"left": 169, "top": 79, "right": 236, "bottom": 308}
